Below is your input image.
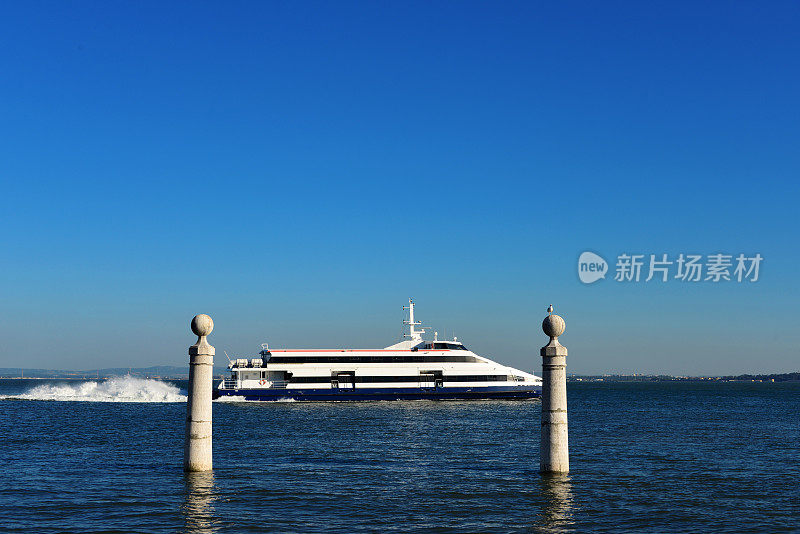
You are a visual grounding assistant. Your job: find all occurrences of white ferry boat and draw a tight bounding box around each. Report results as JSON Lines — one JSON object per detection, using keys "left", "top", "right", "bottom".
{"left": 214, "top": 299, "right": 542, "bottom": 401}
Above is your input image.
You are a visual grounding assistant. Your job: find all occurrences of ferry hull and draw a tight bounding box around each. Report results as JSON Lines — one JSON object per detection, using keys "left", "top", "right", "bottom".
{"left": 214, "top": 386, "right": 541, "bottom": 401}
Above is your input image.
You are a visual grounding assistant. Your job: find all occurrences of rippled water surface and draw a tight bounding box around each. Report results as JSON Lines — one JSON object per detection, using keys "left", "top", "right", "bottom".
{"left": 1, "top": 379, "right": 798, "bottom": 533}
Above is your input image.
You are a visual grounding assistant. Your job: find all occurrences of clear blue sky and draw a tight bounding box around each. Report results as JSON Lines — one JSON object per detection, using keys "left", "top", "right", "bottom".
{"left": 1, "top": 1, "right": 798, "bottom": 375}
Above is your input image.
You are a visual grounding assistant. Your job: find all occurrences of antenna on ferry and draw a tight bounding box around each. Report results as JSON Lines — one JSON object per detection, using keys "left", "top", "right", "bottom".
{"left": 223, "top": 350, "right": 233, "bottom": 365}
{"left": 403, "top": 297, "right": 425, "bottom": 340}
{"left": 434, "top": 331, "right": 438, "bottom": 342}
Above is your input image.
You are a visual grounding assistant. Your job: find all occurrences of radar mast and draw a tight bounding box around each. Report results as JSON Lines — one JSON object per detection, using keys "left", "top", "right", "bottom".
{"left": 403, "top": 298, "right": 426, "bottom": 341}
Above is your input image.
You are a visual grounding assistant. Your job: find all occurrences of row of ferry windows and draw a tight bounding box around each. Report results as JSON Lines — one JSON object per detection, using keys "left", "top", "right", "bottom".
{"left": 243, "top": 374, "right": 510, "bottom": 383}
{"left": 421, "top": 343, "right": 468, "bottom": 350}
{"left": 266, "top": 355, "right": 480, "bottom": 363}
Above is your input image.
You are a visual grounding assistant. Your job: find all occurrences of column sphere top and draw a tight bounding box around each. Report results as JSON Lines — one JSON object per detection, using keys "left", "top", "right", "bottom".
{"left": 191, "top": 314, "right": 214, "bottom": 337}
{"left": 542, "top": 312, "right": 565, "bottom": 339}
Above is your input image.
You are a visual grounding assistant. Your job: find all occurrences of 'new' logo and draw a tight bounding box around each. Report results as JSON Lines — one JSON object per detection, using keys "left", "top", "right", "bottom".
{"left": 578, "top": 252, "right": 607, "bottom": 284}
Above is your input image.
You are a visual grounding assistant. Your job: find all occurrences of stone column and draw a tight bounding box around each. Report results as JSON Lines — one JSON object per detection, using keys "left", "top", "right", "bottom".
{"left": 185, "top": 314, "right": 215, "bottom": 472}
{"left": 540, "top": 307, "right": 568, "bottom": 474}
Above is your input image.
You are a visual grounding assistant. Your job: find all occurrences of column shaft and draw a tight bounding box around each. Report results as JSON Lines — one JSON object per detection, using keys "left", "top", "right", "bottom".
{"left": 540, "top": 344, "right": 568, "bottom": 473}
{"left": 185, "top": 348, "right": 214, "bottom": 471}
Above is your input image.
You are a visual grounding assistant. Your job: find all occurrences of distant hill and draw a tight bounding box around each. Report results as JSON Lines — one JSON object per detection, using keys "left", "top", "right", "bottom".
{"left": 0, "top": 365, "right": 229, "bottom": 379}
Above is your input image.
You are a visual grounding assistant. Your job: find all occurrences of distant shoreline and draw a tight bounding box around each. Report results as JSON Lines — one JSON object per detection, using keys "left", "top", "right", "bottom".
{"left": 1, "top": 369, "right": 798, "bottom": 383}
{"left": 0, "top": 365, "right": 219, "bottom": 381}
{"left": 568, "top": 372, "right": 800, "bottom": 383}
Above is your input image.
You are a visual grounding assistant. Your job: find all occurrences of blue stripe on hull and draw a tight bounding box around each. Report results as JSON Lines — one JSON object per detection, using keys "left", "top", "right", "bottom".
{"left": 214, "top": 386, "right": 541, "bottom": 402}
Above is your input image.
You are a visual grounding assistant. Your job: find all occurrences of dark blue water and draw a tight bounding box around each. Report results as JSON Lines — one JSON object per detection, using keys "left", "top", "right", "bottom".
{"left": 1, "top": 379, "right": 798, "bottom": 533}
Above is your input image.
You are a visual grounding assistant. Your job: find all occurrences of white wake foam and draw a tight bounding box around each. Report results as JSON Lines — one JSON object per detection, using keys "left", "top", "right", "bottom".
{"left": 214, "top": 395, "right": 296, "bottom": 403}
{"left": 214, "top": 395, "right": 249, "bottom": 403}
{"left": 7, "top": 376, "right": 187, "bottom": 403}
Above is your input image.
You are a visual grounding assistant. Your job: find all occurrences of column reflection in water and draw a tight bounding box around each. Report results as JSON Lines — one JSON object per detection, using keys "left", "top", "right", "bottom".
{"left": 533, "top": 474, "right": 576, "bottom": 533}
{"left": 182, "top": 471, "right": 218, "bottom": 534}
